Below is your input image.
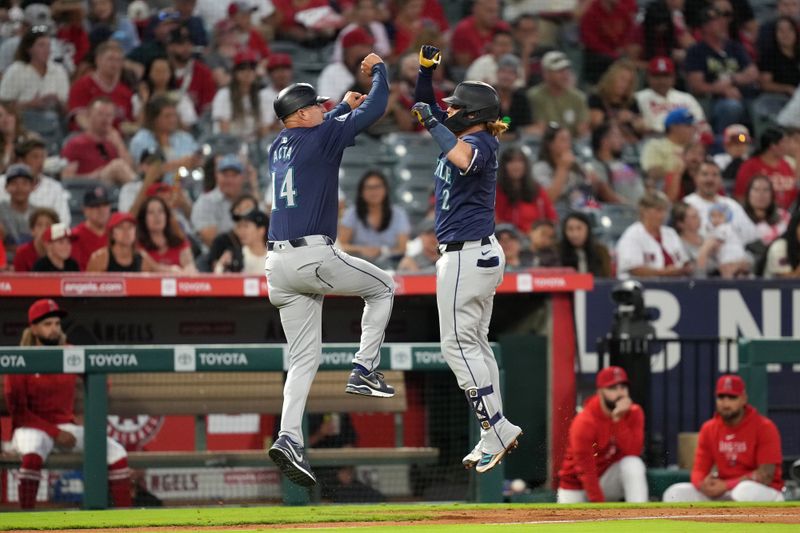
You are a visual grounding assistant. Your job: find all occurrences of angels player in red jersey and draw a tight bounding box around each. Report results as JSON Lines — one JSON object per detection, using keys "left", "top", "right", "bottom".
{"left": 663, "top": 374, "right": 784, "bottom": 502}
{"left": 3, "top": 299, "right": 132, "bottom": 509}
{"left": 557, "top": 366, "right": 648, "bottom": 503}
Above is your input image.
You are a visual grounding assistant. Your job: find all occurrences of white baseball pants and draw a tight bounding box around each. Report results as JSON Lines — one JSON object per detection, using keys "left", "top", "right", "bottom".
{"left": 265, "top": 237, "right": 394, "bottom": 447}
{"left": 663, "top": 480, "right": 785, "bottom": 502}
{"left": 11, "top": 423, "right": 128, "bottom": 465}
{"left": 557, "top": 456, "right": 649, "bottom": 503}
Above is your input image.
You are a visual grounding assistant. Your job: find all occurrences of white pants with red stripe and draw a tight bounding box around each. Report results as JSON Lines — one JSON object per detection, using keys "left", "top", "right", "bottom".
{"left": 557, "top": 456, "right": 649, "bottom": 503}
{"left": 663, "top": 481, "right": 785, "bottom": 502}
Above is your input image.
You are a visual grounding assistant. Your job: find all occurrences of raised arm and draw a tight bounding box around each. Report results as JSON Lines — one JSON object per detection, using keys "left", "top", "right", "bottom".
{"left": 414, "top": 45, "right": 447, "bottom": 122}
{"left": 349, "top": 55, "right": 390, "bottom": 133}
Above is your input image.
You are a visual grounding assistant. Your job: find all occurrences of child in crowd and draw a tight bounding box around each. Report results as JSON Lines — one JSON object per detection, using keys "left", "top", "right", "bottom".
{"left": 706, "top": 203, "right": 751, "bottom": 278}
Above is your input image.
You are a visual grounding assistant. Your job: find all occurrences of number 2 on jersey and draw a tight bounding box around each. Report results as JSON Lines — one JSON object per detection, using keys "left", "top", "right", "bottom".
{"left": 271, "top": 168, "right": 298, "bottom": 210}
{"left": 441, "top": 188, "right": 451, "bottom": 211}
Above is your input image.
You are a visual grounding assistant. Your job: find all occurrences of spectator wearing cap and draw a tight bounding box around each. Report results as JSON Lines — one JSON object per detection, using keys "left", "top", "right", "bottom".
{"left": 494, "top": 54, "right": 533, "bottom": 137}
{"left": 52, "top": 0, "right": 90, "bottom": 70}
{"left": 131, "top": 57, "right": 198, "bottom": 130}
{"left": 61, "top": 97, "right": 137, "bottom": 186}
{"left": 495, "top": 146, "right": 556, "bottom": 234}
{"left": 213, "top": 208, "right": 267, "bottom": 274}
{"left": 271, "top": 0, "right": 344, "bottom": 44}
{"left": 560, "top": 212, "right": 612, "bottom": 277}
{"left": 397, "top": 218, "right": 439, "bottom": 273}
{"left": 0, "top": 26, "right": 70, "bottom": 112}
{"left": 449, "top": 0, "right": 510, "bottom": 69}
{"left": 587, "top": 122, "right": 645, "bottom": 206}
{"left": 712, "top": 124, "right": 751, "bottom": 182}
{"left": 145, "top": 0, "right": 207, "bottom": 47}
{"left": 495, "top": 223, "right": 533, "bottom": 271}
{"left": 0, "top": 3, "right": 75, "bottom": 73}
{"left": 128, "top": 95, "right": 202, "bottom": 184}
{"left": 87, "top": 211, "right": 160, "bottom": 272}
{"left": 557, "top": 366, "right": 647, "bottom": 503}
{"left": 126, "top": 8, "right": 181, "bottom": 74}
{"left": 636, "top": 56, "right": 708, "bottom": 135}
{"left": 640, "top": 107, "right": 696, "bottom": 187}
{"left": 191, "top": 155, "right": 247, "bottom": 247}
{"left": 579, "top": 0, "right": 639, "bottom": 85}
{"left": 227, "top": 0, "right": 270, "bottom": 63}
{"left": 12, "top": 207, "right": 59, "bottom": 272}
{"left": 259, "top": 53, "right": 295, "bottom": 132}
{"left": 663, "top": 374, "right": 784, "bottom": 502}
{"left": 0, "top": 138, "right": 70, "bottom": 225}
{"left": 734, "top": 128, "right": 797, "bottom": 209}
{"left": 588, "top": 59, "right": 643, "bottom": 140}
{"left": 464, "top": 30, "right": 524, "bottom": 88}
{"left": 136, "top": 195, "right": 197, "bottom": 272}
{"left": 67, "top": 41, "right": 134, "bottom": 133}
{"left": 616, "top": 191, "right": 692, "bottom": 278}
{"left": 165, "top": 24, "right": 217, "bottom": 114}
{"left": 87, "top": 0, "right": 141, "bottom": 54}
{"left": 211, "top": 49, "right": 263, "bottom": 141}
{"left": 32, "top": 223, "right": 80, "bottom": 272}
{"left": 526, "top": 51, "right": 590, "bottom": 138}
{"left": 70, "top": 186, "right": 112, "bottom": 270}
{"left": 684, "top": 6, "right": 758, "bottom": 134}
{"left": 317, "top": 26, "right": 374, "bottom": 104}
{"left": 0, "top": 164, "right": 36, "bottom": 249}
{"left": 331, "top": 0, "right": 391, "bottom": 64}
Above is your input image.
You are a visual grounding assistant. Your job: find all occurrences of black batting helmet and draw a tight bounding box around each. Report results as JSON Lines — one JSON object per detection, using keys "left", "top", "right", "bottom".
{"left": 273, "top": 83, "right": 330, "bottom": 121}
{"left": 442, "top": 81, "right": 500, "bottom": 133}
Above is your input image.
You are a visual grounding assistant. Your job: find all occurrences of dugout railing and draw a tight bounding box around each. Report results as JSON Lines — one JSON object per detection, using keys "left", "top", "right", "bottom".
{"left": 0, "top": 343, "right": 504, "bottom": 509}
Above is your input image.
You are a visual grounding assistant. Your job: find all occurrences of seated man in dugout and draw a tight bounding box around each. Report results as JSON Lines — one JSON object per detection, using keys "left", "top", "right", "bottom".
{"left": 663, "top": 375, "right": 785, "bottom": 502}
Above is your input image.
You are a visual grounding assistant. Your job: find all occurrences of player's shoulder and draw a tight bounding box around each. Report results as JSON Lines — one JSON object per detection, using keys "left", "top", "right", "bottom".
{"left": 462, "top": 130, "right": 497, "bottom": 150}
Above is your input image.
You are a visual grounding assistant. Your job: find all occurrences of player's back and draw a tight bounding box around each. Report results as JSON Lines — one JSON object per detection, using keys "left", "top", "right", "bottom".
{"left": 268, "top": 115, "right": 357, "bottom": 241}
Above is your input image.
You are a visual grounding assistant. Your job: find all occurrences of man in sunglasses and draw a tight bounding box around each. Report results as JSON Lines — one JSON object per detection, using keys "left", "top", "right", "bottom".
{"left": 663, "top": 375, "right": 785, "bottom": 502}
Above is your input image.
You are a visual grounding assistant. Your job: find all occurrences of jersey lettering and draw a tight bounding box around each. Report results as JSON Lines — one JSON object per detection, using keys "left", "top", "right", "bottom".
{"left": 271, "top": 167, "right": 298, "bottom": 210}
{"left": 434, "top": 158, "right": 452, "bottom": 184}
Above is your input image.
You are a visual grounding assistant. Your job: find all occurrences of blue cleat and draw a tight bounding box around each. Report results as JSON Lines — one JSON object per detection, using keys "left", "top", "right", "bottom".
{"left": 268, "top": 435, "right": 317, "bottom": 487}
{"left": 345, "top": 369, "right": 395, "bottom": 398}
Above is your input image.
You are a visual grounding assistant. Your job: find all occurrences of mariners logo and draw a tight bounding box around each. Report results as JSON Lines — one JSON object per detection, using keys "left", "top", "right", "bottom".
{"left": 107, "top": 415, "right": 164, "bottom": 449}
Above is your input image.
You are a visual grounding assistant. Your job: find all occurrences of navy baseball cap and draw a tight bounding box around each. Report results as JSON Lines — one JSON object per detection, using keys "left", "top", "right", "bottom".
{"left": 5, "top": 163, "right": 34, "bottom": 182}
{"left": 83, "top": 186, "right": 112, "bottom": 207}
{"left": 217, "top": 154, "right": 244, "bottom": 173}
{"left": 664, "top": 108, "right": 694, "bottom": 130}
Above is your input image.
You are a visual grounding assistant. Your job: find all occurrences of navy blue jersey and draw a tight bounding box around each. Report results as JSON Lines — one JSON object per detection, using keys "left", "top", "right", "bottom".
{"left": 433, "top": 131, "right": 499, "bottom": 243}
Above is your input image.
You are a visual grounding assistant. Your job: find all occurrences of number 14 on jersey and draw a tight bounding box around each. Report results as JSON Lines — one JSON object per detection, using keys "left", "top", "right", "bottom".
{"left": 271, "top": 168, "right": 298, "bottom": 210}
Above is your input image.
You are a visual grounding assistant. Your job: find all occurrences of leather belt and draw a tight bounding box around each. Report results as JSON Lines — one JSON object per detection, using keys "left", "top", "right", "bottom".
{"left": 443, "top": 236, "right": 491, "bottom": 252}
{"left": 268, "top": 236, "right": 333, "bottom": 251}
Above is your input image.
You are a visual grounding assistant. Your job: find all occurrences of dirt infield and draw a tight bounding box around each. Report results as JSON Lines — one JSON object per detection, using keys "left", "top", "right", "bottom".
{"left": 11, "top": 505, "right": 800, "bottom": 532}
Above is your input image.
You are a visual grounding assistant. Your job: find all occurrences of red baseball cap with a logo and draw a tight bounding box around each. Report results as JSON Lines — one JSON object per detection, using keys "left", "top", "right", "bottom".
{"left": 716, "top": 374, "right": 746, "bottom": 396}
{"left": 648, "top": 56, "right": 675, "bottom": 75}
{"left": 596, "top": 366, "right": 629, "bottom": 388}
{"left": 28, "top": 298, "right": 67, "bottom": 325}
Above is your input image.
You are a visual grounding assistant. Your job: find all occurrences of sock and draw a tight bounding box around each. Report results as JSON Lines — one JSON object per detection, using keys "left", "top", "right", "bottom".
{"left": 19, "top": 454, "right": 43, "bottom": 509}
{"left": 353, "top": 363, "right": 370, "bottom": 375}
{"left": 108, "top": 458, "right": 132, "bottom": 508}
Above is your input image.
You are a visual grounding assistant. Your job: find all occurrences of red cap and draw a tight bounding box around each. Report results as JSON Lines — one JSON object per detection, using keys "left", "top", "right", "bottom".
{"left": 716, "top": 375, "right": 745, "bottom": 396}
{"left": 233, "top": 49, "right": 259, "bottom": 67}
{"left": 42, "top": 223, "right": 77, "bottom": 243}
{"left": 341, "top": 27, "right": 375, "bottom": 49}
{"left": 648, "top": 56, "right": 675, "bottom": 75}
{"left": 108, "top": 211, "right": 136, "bottom": 230}
{"left": 227, "top": 0, "right": 257, "bottom": 17}
{"left": 28, "top": 298, "right": 67, "bottom": 325}
{"left": 596, "top": 366, "right": 629, "bottom": 389}
{"left": 267, "top": 52, "right": 293, "bottom": 71}
{"left": 146, "top": 182, "right": 172, "bottom": 197}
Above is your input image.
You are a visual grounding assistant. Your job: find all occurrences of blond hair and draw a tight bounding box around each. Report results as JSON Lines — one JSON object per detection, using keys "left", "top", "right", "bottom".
{"left": 596, "top": 58, "right": 638, "bottom": 107}
{"left": 20, "top": 327, "right": 67, "bottom": 346}
{"left": 486, "top": 119, "right": 509, "bottom": 136}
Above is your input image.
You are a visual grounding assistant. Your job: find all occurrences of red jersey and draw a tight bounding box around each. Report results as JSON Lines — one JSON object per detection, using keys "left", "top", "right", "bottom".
{"left": 558, "top": 395, "right": 645, "bottom": 502}
{"left": 57, "top": 25, "right": 89, "bottom": 67}
{"left": 72, "top": 222, "right": 108, "bottom": 271}
{"left": 579, "top": 0, "right": 638, "bottom": 57}
{"left": 61, "top": 133, "right": 119, "bottom": 175}
{"left": 175, "top": 60, "right": 216, "bottom": 114}
{"left": 246, "top": 29, "right": 270, "bottom": 62}
{"left": 734, "top": 156, "right": 798, "bottom": 210}
{"left": 450, "top": 16, "right": 510, "bottom": 65}
{"left": 495, "top": 186, "right": 558, "bottom": 233}
{"left": 12, "top": 242, "right": 41, "bottom": 272}
{"left": 141, "top": 239, "right": 189, "bottom": 267}
{"left": 67, "top": 75, "right": 133, "bottom": 130}
{"left": 691, "top": 405, "right": 783, "bottom": 491}
{"left": 4, "top": 373, "right": 77, "bottom": 438}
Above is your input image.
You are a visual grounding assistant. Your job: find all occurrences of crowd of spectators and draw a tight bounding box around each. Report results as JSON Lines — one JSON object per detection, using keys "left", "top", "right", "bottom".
{"left": 0, "top": 0, "right": 799, "bottom": 280}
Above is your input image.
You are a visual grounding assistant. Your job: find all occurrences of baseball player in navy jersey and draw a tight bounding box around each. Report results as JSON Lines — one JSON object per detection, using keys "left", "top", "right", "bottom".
{"left": 265, "top": 53, "right": 395, "bottom": 487}
{"left": 412, "top": 45, "right": 523, "bottom": 474}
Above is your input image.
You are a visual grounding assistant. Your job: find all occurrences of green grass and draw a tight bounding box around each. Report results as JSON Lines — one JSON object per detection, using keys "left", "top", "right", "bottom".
{"left": 1, "top": 502, "right": 798, "bottom": 531}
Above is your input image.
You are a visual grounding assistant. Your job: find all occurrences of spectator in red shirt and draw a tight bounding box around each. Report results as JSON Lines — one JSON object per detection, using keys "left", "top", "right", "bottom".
{"left": 450, "top": 0, "right": 510, "bottom": 69}
{"left": 67, "top": 40, "right": 134, "bottom": 133}
{"left": 557, "top": 366, "right": 648, "bottom": 503}
{"left": 5, "top": 299, "right": 132, "bottom": 510}
{"left": 229, "top": 1, "right": 270, "bottom": 64}
{"left": 495, "top": 146, "right": 557, "bottom": 234}
{"left": 135, "top": 195, "right": 196, "bottom": 272}
{"left": 61, "top": 97, "right": 137, "bottom": 186}
{"left": 167, "top": 25, "right": 217, "bottom": 115}
{"left": 579, "top": 0, "right": 640, "bottom": 84}
{"left": 272, "top": 0, "right": 343, "bottom": 44}
{"left": 735, "top": 127, "right": 798, "bottom": 209}
{"left": 71, "top": 186, "right": 112, "bottom": 270}
{"left": 53, "top": 0, "right": 90, "bottom": 70}
{"left": 12, "top": 207, "right": 59, "bottom": 272}
{"left": 663, "top": 375, "right": 785, "bottom": 501}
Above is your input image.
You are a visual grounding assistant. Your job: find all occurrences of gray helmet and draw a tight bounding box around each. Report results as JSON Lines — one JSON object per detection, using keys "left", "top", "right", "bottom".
{"left": 442, "top": 81, "right": 500, "bottom": 133}
{"left": 273, "top": 83, "right": 330, "bottom": 121}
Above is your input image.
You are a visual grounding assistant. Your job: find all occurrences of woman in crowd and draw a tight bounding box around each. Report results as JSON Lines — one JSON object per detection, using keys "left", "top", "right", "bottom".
{"left": 338, "top": 170, "right": 410, "bottom": 268}
{"left": 640, "top": 0, "right": 695, "bottom": 63}
{"left": 87, "top": 212, "right": 160, "bottom": 272}
{"left": 764, "top": 210, "right": 800, "bottom": 278}
{"left": 743, "top": 174, "right": 791, "bottom": 245}
{"left": 671, "top": 201, "right": 718, "bottom": 277}
{"left": 495, "top": 146, "right": 557, "bottom": 233}
{"left": 558, "top": 212, "right": 612, "bottom": 277}
{"left": 132, "top": 58, "right": 197, "bottom": 129}
{"left": 533, "top": 123, "right": 619, "bottom": 211}
{"left": 0, "top": 27, "right": 69, "bottom": 110}
{"left": 758, "top": 15, "right": 800, "bottom": 98}
{"left": 588, "top": 59, "right": 643, "bottom": 139}
{"left": 213, "top": 209, "right": 269, "bottom": 274}
{"left": 88, "top": 0, "right": 140, "bottom": 53}
{"left": 136, "top": 196, "right": 196, "bottom": 272}
{"left": 212, "top": 50, "right": 263, "bottom": 141}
